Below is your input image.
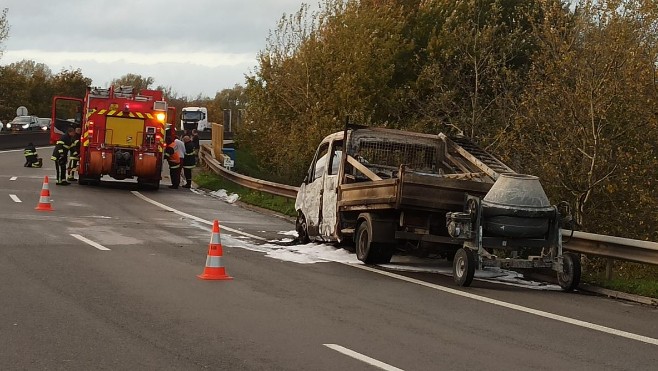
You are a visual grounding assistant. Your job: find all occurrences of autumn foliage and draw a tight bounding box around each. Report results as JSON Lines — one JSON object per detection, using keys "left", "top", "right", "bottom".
{"left": 243, "top": 0, "right": 658, "bottom": 246}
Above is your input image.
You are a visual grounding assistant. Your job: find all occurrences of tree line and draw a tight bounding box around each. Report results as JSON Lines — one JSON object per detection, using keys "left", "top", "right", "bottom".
{"left": 242, "top": 0, "right": 658, "bottom": 246}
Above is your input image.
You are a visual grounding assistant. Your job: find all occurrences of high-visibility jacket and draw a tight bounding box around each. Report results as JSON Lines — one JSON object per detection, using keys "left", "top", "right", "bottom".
{"left": 69, "top": 134, "right": 81, "bottom": 160}
{"left": 51, "top": 133, "right": 73, "bottom": 161}
{"left": 24, "top": 144, "right": 38, "bottom": 159}
{"left": 164, "top": 143, "right": 180, "bottom": 168}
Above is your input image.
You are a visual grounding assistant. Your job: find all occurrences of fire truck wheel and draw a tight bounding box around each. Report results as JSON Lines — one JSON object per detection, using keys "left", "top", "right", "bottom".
{"left": 453, "top": 248, "right": 475, "bottom": 287}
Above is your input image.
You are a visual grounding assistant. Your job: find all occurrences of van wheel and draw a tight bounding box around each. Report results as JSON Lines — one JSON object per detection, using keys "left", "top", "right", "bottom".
{"left": 296, "top": 212, "right": 310, "bottom": 244}
{"left": 355, "top": 221, "right": 393, "bottom": 264}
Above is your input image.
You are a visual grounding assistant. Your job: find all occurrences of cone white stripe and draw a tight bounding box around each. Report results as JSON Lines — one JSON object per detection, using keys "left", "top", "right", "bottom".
{"left": 38, "top": 195, "right": 50, "bottom": 203}
{"left": 210, "top": 232, "right": 221, "bottom": 244}
{"left": 205, "top": 256, "right": 223, "bottom": 267}
{"left": 42, "top": 183, "right": 49, "bottom": 191}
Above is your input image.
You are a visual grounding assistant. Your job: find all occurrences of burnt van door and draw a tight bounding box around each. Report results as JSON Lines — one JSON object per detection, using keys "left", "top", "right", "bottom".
{"left": 319, "top": 139, "right": 342, "bottom": 238}
{"left": 301, "top": 142, "right": 330, "bottom": 237}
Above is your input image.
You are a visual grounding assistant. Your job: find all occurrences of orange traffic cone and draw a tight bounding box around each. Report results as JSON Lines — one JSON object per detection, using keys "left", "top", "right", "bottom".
{"left": 35, "top": 176, "right": 53, "bottom": 211}
{"left": 197, "top": 220, "right": 233, "bottom": 280}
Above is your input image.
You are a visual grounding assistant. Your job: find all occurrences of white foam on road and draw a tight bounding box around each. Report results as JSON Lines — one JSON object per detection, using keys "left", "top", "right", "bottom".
{"left": 131, "top": 191, "right": 658, "bottom": 347}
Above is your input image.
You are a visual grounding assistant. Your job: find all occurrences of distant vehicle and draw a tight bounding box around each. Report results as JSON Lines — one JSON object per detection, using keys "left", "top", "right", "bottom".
{"left": 38, "top": 118, "right": 52, "bottom": 131}
{"left": 7, "top": 115, "right": 40, "bottom": 131}
{"left": 180, "top": 107, "right": 210, "bottom": 132}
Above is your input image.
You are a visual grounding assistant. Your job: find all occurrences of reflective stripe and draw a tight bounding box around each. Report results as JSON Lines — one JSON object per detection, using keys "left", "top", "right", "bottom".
{"left": 38, "top": 195, "right": 50, "bottom": 203}
{"left": 205, "top": 256, "right": 223, "bottom": 268}
{"left": 170, "top": 164, "right": 180, "bottom": 169}
{"left": 210, "top": 233, "right": 221, "bottom": 245}
{"left": 183, "top": 165, "right": 195, "bottom": 169}
{"left": 136, "top": 112, "right": 144, "bottom": 118}
{"left": 98, "top": 109, "right": 107, "bottom": 115}
{"left": 146, "top": 113, "right": 153, "bottom": 119}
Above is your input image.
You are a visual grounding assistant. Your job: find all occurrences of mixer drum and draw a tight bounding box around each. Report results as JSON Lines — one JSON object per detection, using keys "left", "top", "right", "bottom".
{"left": 481, "top": 173, "right": 556, "bottom": 238}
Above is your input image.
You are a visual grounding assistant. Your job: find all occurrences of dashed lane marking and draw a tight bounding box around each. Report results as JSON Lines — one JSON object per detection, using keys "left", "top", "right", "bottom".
{"left": 10, "top": 176, "right": 17, "bottom": 181}
{"left": 71, "top": 234, "right": 111, "bottom": 251}
{"left": 9, "top": 194, "right": 21, "bottom": 203}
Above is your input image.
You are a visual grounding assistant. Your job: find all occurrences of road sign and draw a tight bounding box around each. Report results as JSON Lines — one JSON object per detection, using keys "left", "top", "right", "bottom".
{"left": 223, "top": 156, "right": 234, "bottom": 170}
{"left": 16, "top": 106, "right": 28, "bottom": 116}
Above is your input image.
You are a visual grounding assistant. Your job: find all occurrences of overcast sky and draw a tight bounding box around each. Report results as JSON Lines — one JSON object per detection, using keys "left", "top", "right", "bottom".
{"left": 1, "top": 0, "right": 312, "bottom": 97}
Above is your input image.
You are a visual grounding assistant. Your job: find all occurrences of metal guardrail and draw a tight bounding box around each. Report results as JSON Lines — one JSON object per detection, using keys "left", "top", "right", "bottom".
{"left": 562, "top": 230, "right": 658, "bottom": 265}
{"left": 200, "top": 144, "right": 658, "bottom": 266}
{"left": 200, "top": 145, "right": 299, "bottom": 199}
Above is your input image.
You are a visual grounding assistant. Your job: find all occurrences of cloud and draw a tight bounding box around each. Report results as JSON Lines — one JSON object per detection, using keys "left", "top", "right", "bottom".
{"left": 1, "top": 0, "right": 311, "bottom": 96}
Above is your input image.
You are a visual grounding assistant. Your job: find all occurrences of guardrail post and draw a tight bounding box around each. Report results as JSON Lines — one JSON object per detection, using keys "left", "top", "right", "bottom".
{"left": 605, "top": 258, "right": 613, "bottom": 281}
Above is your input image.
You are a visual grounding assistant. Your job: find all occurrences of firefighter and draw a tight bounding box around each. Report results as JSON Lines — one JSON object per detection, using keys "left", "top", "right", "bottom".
{"left": 191, "top": 129, "right": 200, "bottom": 155}
{"left": 182, "top": 135, "right": 196, "bottom": 188}
{"left": 164, "top": 136, "right": 181, "bottom": 189}
{"left": 51, "top": 127, "right": 75, "bottom": 185}
{"left": 67, "top": 127, "right": 82, "bottom": 181}
{"left": 23, "top": 142, "right": 43, "bottom": 168}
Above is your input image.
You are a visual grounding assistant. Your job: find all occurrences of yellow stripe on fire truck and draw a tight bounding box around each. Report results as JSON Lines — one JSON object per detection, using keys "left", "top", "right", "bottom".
{"left": 87, "top": 109, "right": 154, "bottom": 119}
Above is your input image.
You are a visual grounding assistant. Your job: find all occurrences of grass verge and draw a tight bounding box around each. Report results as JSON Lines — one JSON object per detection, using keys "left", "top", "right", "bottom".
{"left": 193, "top": 169, "right": 297, "bottom": 217}
{"left": 583, "top": 260, "right": 658, "bottom": 299}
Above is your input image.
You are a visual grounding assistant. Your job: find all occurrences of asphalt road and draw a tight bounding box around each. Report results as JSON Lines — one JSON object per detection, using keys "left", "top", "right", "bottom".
{"left": 0, "top": 145, "right": 656, "bottom": 370}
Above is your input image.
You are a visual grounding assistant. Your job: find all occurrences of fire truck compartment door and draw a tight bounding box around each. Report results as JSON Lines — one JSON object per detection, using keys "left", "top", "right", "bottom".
{"left": 105, "top": 117, "right": 144, "bottom": 147}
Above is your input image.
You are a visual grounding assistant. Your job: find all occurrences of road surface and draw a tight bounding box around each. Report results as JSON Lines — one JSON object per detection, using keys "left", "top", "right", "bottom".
{"left": 0, "top": 146, "right": 656, "bottom": 370}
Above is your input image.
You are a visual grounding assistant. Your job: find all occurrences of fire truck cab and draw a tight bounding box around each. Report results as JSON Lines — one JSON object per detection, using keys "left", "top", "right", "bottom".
{"left": 51, "top": 86, "right": 171, "bottom": 189}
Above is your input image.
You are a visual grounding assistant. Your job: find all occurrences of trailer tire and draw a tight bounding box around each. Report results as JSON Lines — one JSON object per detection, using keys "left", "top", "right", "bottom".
{"left": 557, "top": 253, "right": 581, "bottom": 292}
{"left": 453, "top": 248, "right": 475, "bottom": 287}
{"left": 296, "top": 212, "right": 310, "bottom": 244}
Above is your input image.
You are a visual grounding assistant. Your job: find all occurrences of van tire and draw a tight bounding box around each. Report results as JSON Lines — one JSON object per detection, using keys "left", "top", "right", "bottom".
{"left": 296, "top": 212, "right": 310, "bottom": 244}
{"left": 355, "top": 221, "right": 393, "bottom": 264}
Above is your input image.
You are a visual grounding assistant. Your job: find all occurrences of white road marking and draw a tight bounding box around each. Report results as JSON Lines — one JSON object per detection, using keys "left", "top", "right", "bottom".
{"left": 10, "top": 176, "right": 17, "bottom": 181}
{"left": 9, "top": 194, "right": 21, "bottom": 203}
{"left": 132, "top": 191, "right": 658, "bottom": 347}
{"left": 324, "top": 344, "right": 404, "bottom": 371}
{"left": 350, "top": 264, "right": 658, "bottom": 346}
{"left": 131, "top": 191, "right": 267, "bottom": 241}
{"left": 71, "top": 234, "right": 111, "bottom": 251}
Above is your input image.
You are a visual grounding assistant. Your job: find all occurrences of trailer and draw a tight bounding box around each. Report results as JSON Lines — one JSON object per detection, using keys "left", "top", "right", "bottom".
{"left": 295, "top": 125, "right": 580, "bottom": 290}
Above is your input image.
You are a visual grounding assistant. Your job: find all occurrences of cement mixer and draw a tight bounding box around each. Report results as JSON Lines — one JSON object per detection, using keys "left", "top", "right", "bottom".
{"left": 447, "top": 173, "right": 580, "bottom": 290}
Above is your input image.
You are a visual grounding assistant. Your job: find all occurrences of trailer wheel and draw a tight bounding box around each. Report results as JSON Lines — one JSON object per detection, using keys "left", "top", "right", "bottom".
{"left": 453, "top": 248, "right": 475, "bottom": 287}
{"left": 557, "top": 253, "right": 581, "bottom": 292}
{"left": 295, "top": 212, "right": 310, "bottom": 244}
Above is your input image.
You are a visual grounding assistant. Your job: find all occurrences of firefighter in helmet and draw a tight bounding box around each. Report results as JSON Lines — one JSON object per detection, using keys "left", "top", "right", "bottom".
{"left": 51, "top": 127, "right": 75, "bottom": 185}
{"left": 67, "top": 127, "right": 82, "bottom": 181}
{"left": 164, "top": 136, "right": 181, "bottom": 189}
{"left": 24, "top": 142, "right": 43, "bottom": 168}
{"left": 182, "top": 135, "right": 196, "bottom": 188}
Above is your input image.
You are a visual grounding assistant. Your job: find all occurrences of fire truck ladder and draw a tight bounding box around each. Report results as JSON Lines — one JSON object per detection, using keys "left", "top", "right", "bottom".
{"left": 443, "top": 135, "right": 515, "bottom": 180}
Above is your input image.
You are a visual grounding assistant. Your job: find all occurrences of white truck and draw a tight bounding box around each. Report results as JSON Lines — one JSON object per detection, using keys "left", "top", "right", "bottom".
{"left": 180, "top": 107, "right": 210, "bottom": 132}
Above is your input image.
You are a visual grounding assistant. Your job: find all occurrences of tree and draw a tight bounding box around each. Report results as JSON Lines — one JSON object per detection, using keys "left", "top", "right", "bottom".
{"left": 111, "top": 73, "right": 155, "bottom": 92}
{"left": 510, "top": 0, "right": 658, "bottom": 238}
{"left": 0, "top": 8, "right": 9, "bottom": 59}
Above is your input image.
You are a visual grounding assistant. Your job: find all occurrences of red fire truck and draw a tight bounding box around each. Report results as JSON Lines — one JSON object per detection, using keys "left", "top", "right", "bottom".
{"left": 51, "top": 86, "right": 174, "bottom": 189}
